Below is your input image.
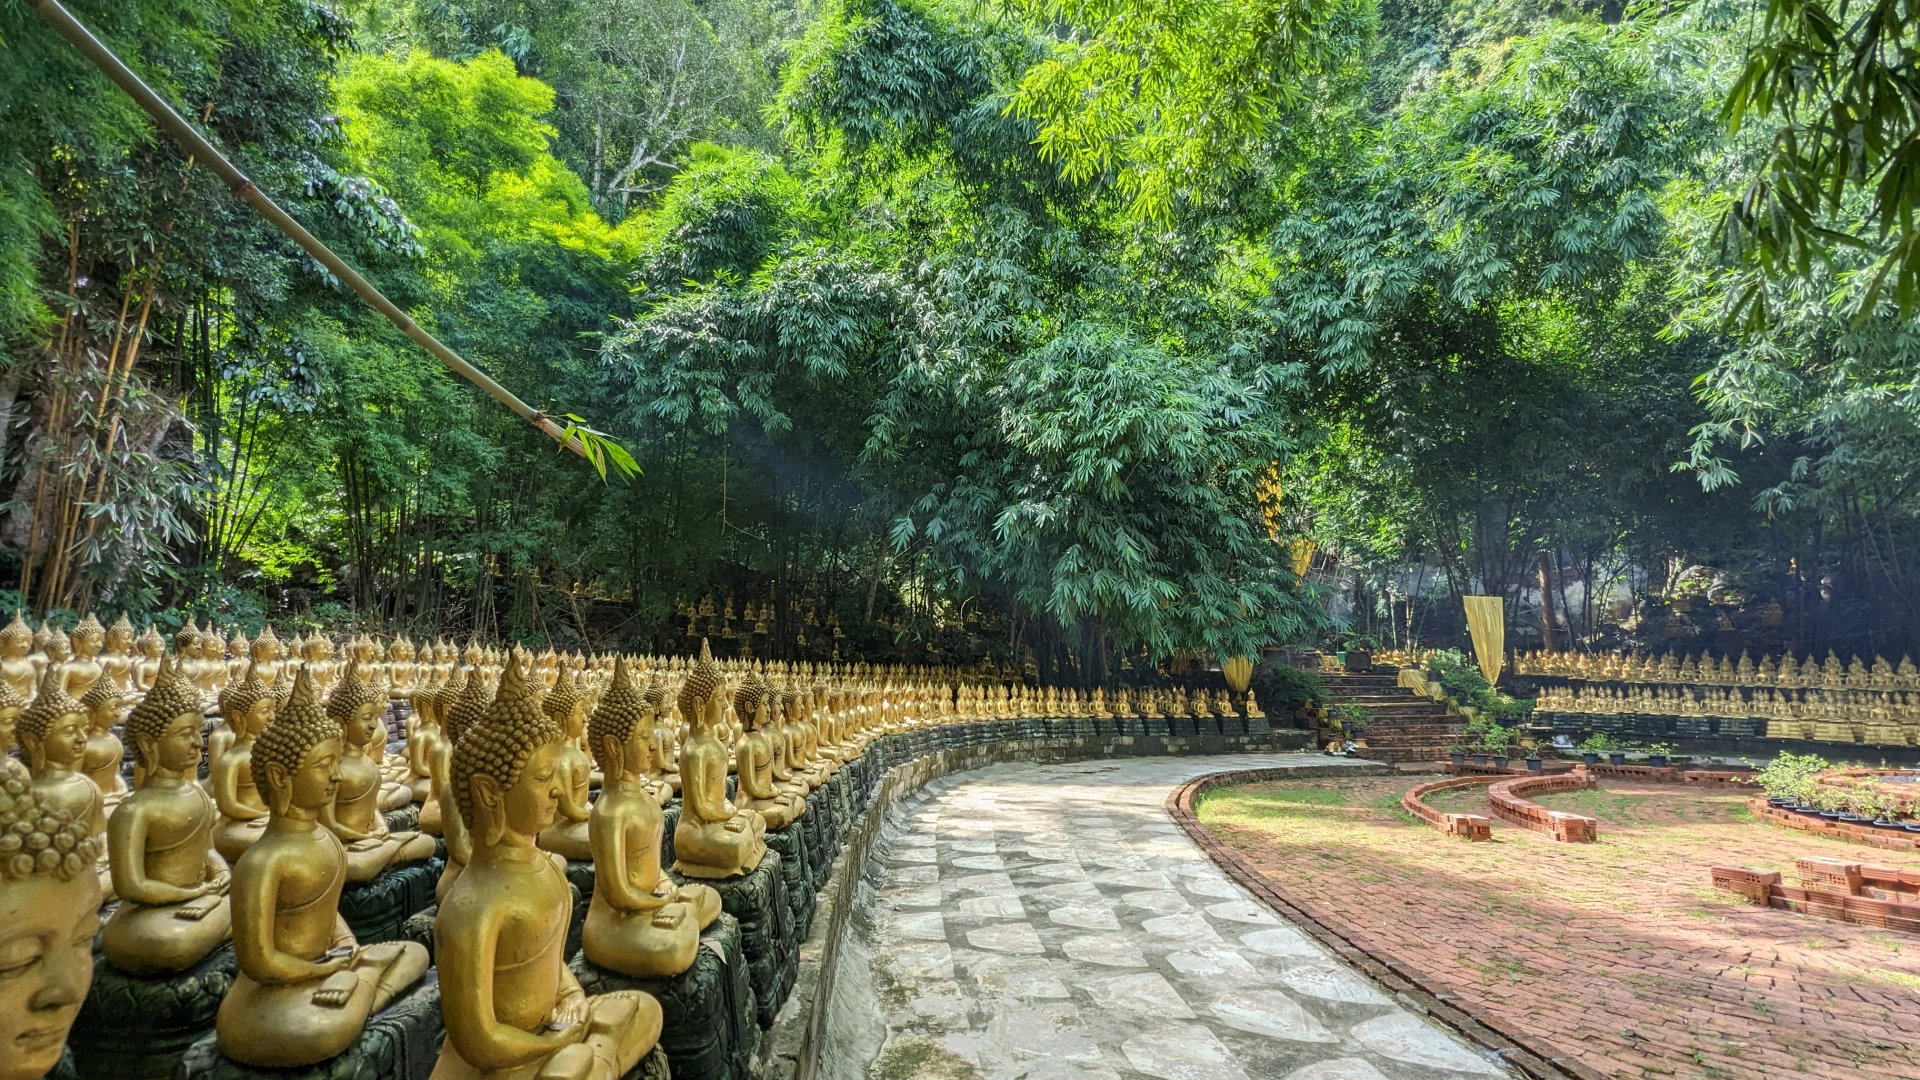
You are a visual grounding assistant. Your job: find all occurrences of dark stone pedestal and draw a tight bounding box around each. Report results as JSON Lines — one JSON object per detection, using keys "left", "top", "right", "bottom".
{"left": 802, "top": 788, "right": 833, "bottom": 889}
{"left": 1170, "top": 717, "right": 1197, "bottom": 737}
{"left": 1219, "top": 715, "right": 1247, "bottom": 737}
{"left": 684, "top": 851, "right": 792, "bottom": 1028}
{"left": 623, "top": 1046, "right": 672, "bottom": 1080}
{"left": 1145, "top": 718, "right": 1171, "bottom": 737}
{"left": 381, "top": 804, "right": 420, "bottom": 834}
{"left": 401, "top": 905, "right": 437, "bottom": 965}
{"left": 74, "top": 942, "right": 237, "bottom": 1080}
{"left": 44, "top": 1045, "right": 78, "bottom": 1080}
{"left": 765, "top": 823, "right": 814, "bottom": 940}
{"left": 566, "top": 859, "right": 597, "bottom": 959}
{"left": 571, "top": 914, "right": 758, "bottom": 1080}
{"left": 660, "top": 803, "right": 680, "bottom": 870}
{"left": 1245, "top": 715, "right": 1273, "bottom": 735}
{"left": 1121, "top": 717, "right": 1146, "bottom": 736}
{"left": 339, "top": 857, "right": 443, "bottom": 945}
{"left": 175, "top": 977, "right": 442, "bottom": 1080}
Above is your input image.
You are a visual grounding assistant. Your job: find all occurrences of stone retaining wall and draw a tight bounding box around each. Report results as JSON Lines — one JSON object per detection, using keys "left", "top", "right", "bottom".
{"left": 1487, "top": 773, "right": 1599, "bottom": 842}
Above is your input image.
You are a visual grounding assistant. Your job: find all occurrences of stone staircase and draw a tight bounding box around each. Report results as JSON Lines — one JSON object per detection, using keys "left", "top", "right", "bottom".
{"left": 1324, "top": 671, "right": 1460, "bottom": 765}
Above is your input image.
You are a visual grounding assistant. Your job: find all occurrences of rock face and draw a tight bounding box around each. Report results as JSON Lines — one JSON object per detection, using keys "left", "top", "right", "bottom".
{"left": 73, "top": 943, "right": 239, "bottom": 1080}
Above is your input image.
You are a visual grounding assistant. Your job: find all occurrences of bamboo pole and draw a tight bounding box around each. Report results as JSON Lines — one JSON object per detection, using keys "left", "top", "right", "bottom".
{"left": 27, "top": 0, "right": 590, "bottom": 458}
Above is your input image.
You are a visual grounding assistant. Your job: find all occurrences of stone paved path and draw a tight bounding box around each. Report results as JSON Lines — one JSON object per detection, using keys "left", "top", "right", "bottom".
{"left": 825, "top": 754, "right": 1516, "bottom": 1080}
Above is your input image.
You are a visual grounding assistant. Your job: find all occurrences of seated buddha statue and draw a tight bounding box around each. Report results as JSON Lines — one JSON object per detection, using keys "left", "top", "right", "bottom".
{"left": 536, "top": 671, "right": 594, "bottom": 862}
{"left": 782, "top": 689, "right": 833, "bottom": 786}
{"left": 0, "top": 680, "right": 25, "bottom": 782}
{"left": 133, "top": 624, "right": 165, "bottom": 692}
{"left": 249, "top": 625, "right": 286, "bottom": 689}
{"left": 18, "top": 667, "right": 111, "bottom": 895}
{"left": 0, "top": 780, "right": 105, "bottom": 1080}
{"left": 386, "top": 635, "right": 418, "bottom": 700}
{"left": 0, "top": 612, "right": 37, "bottom": 707}
{"left": 63, "top": 613, "right": 106, "bottom": 701}
{"left": 582, "top": 657, "right": 722, "bottom": 978}
{"left": 435, "top": 653, "right": 663, "bottom": 1080}
{"left": 734, "top": 676, "right": 807, "bottom": 830}
{"left": 320, "top": 665, "right": 433, "bottom": 881}
{"left": 103, "top": 657, "right": 233, "bottom": 975}
{"left": 304, "top": 635, "right": 339, "bottom": 696}
{"left": 673, "top": 643, "right": 766, "bottom": 880}
{"left": 645, "top": 676, "right": 681, "bottom": 798}
{"left": 214, "top": 665, "right": 430, "bottom": 1068}
{"left": 79, "top": 680, "right": 129, "bottom": 814}
{"left": 211, "top": 666, "right": 276, "bottom": 863}
{"left": 102, "top": 613, "right": 137, "bottom": 694}
{"left": 404, "top": 684, "right": 443, "bottom": 811}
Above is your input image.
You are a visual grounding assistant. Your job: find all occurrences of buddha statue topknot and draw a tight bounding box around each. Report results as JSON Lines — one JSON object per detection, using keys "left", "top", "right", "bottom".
{"left": 215, "top": 665, "right": 430, "bottom": 1067}
{"left": 435, "top": 651, "right": 663, "bottom": 1080}
{"left": 104, "top": 655, "right": 233, "bottom": 975}
{"left": 0, "top": 778, "right": 105, "bottom": 1080}
{"left": 582, "top": 656, "right": 722, "bottom": 978}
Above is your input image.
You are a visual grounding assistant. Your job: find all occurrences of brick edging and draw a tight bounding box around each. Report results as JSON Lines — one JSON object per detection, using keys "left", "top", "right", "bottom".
{"left": 1166, "top": 770, "right": 1608, "bottom": 1080}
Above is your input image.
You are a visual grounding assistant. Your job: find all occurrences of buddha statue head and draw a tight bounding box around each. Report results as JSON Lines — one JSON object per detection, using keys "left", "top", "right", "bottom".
{"left": 443, "top": 666, "right": 492, "bottom": 749}
{"left": 219, "top": 663, "right": 276, "bottom": 740}
{"left": 389, "top": 636, "right": 414, "bottom": 663}
{"left": 135, "top": 624, "right": 164, "bottom": 660}
{"left": 17, "top": 667, "right": 84, "bottom": 775}
{"left": 735, "top": 672, "right": 768, "bottom": 731}
{"left": 107, "top": 613, "right": 135, "bottom": 655}
{"left": 540, "top": 668, "right": 586, "bottom": 737}
{"left": 173, "top": 624, "right": 201, "bottom": 659}
{"left": 251, "top": 625, "right": 281, "bottom": 663}
{"left": 0, "top": 612, "right": 31, "bottom": 660}
{"left": 0, "top": 777, "right": 105, "bottom": 1080}
{"left": 677, "top": 642, "right": 722, "bottom": 731}
{"left": 70, "top": 614, "right": 104, "bottom": 660}
{"left": 0, "top": 679, "right": 25, "bottom": 760}
{"left": 43, "top": 627, "right": 70, "bottom": 665}
{"left": 78, "top": 680, "right": 120, "bottom": 736}
{"left": 325, "top": 661, "right": 386, "bottom": 749}
{"left": 125, "top": 656, "right": 205, "bottom": 780}
{"left": 452, "top": 652, "right": 561, "bottom": 848}
{"left": 588, "top": 657, "right": 649, "bottom": 778}
{"left": 252, "top": 668, "right": 342, "bottom": 818}
{"left": 227, "top": 629, "right": 249, "bottom": 663}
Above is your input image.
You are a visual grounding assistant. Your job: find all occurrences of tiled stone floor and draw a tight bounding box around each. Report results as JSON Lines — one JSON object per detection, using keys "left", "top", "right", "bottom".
{"left": 828, "top": 754, "right": 1515, "bottom": 1080}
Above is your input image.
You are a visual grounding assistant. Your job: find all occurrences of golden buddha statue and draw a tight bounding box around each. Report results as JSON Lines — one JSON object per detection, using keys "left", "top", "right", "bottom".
{"left": 535, "top": 671, "right": 594, "bottom": 862}
{"left": 133, "top": 624, "right": 166, "bottom": 691}
{"left": 436, "top": 653, "right": 662, "bottom": 1080}
{"left": 63, "top": 613, "right": 106, "bottom": 701}
{"left": 645, "top": 677, "right": 681, "bottom": 798}
{"left": 387, "top": 636, "right": 418, "bottom": 699}
{"left": 225, "top": 629, "right": 251, "bottom": 686}
{"left": 79, "top": 680, "right": 128, "bottom": 813}
{"left": 0, "top": 680, "right": 26, "bottom": 782}
{"left": 249, "top": 625, "right": 286, "bottom": 689}
{"left": 733, "top": 675, "right": 807, "bottom": 830}
{"left": 673, "top": 643, "right": 766, "bottom": 880}
{"left": 215, "top": 665, "right": 430, "bottom": 1067}
{"left": 582, "top": 661, "right": 722, "bottom": 979}
{"left": 0, "top": 611, "right": 39, "bottom": 703}
{"left": 172, "top": 624, "right": 205, "bottom": 695}
{"left": 103, "top": 657, "right": 233, "bottom": 974}
{"left": 200, "top": 628, "right": 231, "bottom": 697}
{"left": 96, "top": 612, "right": 136, "bottom": 695}
{"left": 406, "top": 683, "right": 443, "bottom": 805}
{"left": 0, "top": 779, "right": 105, "bottom": 1080}
{"left": 320, "top": 665, "right": 433, "bottom": 881}
{"left": 211, "top": 665, "right": 276, "bottom": 863}
{"left": 304, "top": 635, "right": 339, "bottom": 695}
{"left": 18, "top": 667, "right": 110, "bottom": 895}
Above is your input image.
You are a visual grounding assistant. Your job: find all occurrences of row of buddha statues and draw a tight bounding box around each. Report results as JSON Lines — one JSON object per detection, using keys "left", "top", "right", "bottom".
{"left": 1, "top": 617, "right": 1258, "bottom": 1080}
{"left": 1534, "top": 681, "right": 1920, "bottom": 745}
{"left": 1513, "top": 647, "right": 1920, "bottom": 692}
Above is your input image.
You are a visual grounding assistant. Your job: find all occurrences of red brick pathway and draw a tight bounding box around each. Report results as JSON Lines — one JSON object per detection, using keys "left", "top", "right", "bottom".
{"left": 1195, "top": 776, "right": 1920, "bottom": 1080}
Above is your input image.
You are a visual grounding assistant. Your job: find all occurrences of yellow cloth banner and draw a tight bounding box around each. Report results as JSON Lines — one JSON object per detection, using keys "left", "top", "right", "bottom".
{"left": 1461, "top": 595, "right": 1505, "bottom": 686}
{"left": 1287, "top": 539, "right": 1317, "bottom": 579}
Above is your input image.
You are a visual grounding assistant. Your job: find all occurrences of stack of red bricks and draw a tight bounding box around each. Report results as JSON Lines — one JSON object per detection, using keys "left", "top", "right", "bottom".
{"left": 1487, "top": 772, "right": 1600, "bottom": 842}
{"left": 1399, "top": 775, "right": 1494, "bottom": 840}
{"left": 1712, "top": 856, "right": 1920, "bottom": 932}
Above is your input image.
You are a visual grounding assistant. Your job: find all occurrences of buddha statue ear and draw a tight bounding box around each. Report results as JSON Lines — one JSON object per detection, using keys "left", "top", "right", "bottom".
{"left": 600, "top": 735, "right": 625, "bottom": 779}
{"left": 18, "top": 729, "right": 44, "bottom": 771}
{"left": 470, "top": 772, "right": 506, "bottom": 847}
{"left": 264, "top": 760, "right": 294, "bottom": 816}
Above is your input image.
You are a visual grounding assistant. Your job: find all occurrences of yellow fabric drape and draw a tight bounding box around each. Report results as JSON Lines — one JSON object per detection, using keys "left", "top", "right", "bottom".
{"left": 1220, "top": 655, "right": 1254, "bottom": 694}
{"left": 1461, "top": 595, "right": 1505, "bottom": 686}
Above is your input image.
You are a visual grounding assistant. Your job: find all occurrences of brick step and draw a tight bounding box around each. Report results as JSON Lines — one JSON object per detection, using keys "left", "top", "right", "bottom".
{"left": 1364, "top": 730, "right": 1460, "bottom": 742}
{"left": 1360, "top": 746, "right": 1448, "bottom": 764}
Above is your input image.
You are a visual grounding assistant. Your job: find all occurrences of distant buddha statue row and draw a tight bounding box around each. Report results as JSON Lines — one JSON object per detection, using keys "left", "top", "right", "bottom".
{"left": 1517, "top": 647, "right": 1920, "bottom": 693}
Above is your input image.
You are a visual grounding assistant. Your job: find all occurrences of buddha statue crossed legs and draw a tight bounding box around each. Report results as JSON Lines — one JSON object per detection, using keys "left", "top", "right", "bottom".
{"left": 215, "top": 665, "right": 429, "bottom": 1068}
{"left": 433, "top": 652, "right": 662, "bottom": 1080}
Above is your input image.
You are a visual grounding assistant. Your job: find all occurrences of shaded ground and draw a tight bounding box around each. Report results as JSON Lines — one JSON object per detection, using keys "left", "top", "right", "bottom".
{"left": 1198, "top": 775, "right": 1920, "bottom": 1080}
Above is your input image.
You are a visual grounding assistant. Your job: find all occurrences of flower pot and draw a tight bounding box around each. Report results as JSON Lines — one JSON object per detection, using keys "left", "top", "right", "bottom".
{"left": 1582, "top": 752, "right": 1600, "bottom": 766}
{"left": 1837, "top": 813, "right": 1865, "bottom": 824}
{"left": 1472, "top": 754, "right": 1489, "bottom": 766}
{"left": 1608, "top": 752, "right": 1627, "bottom": 766}
{"left": 1345, "top": 649, "right": 1373, "bottom": 673}
{"left": 1449, "top": 753, "right": 1466, "bottom": 766}
{"left": 1648, "top": 755, "right": 1670, "bottom": 768}
{"left": 1874, "top": 818, "right": 1904, "bottom": 830}
{"left": 1492, "top": 756, "right": 1511, "bottom": 770}
{"left": 1767, "top": 798, "right": 1791, "bottom": 807}
{"left": 1817, "top": 810, "right": 1843, "bottom": 820}
{"left": 1526, "top": 757, "right": 1544, "bottom": 772}
{"left": 1903, "top": 823, "right": 1920, "bottom": 834}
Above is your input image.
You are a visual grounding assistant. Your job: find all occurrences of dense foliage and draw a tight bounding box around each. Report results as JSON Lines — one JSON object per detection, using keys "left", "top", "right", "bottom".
{"left": 5, "top": 0, "right": 1920, "bottom": 674}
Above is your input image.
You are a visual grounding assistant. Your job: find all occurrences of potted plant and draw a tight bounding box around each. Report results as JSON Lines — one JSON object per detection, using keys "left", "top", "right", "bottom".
{"left": 1339, "top": 634, "right": 1379, "bottom": 673}
{"left": 1646, "top": 742, "right": 1674, "bottom": 769}
{"left": 1525, "top": 748, "right": 1545, "bottom": 772}
{"left": 1331, "top": 701, "right": 1373, "bottom": 740}
{"left": 1577, "top": 733, "right": 1611, "bottom": 767}
{"left": 1477, "top": 723, "right": 1515, "bottom": 770}
{"left": 1608, "top": 741, "right": 1630, "bottom": 767}
{"left": 1448, "top": 744, "right": 1467, "bottom": 767}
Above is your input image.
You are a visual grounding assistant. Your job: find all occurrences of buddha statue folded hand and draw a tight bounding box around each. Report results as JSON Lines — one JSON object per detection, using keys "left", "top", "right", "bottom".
{"left": 582, "top": 657, "right": 722, "bottom": 978}
{"left": 434, "top": 653, "right": 662, "bottom": 1080}
{"left": 215, "top": 666, "right": 430, "bottom": 1068}
{"left": 103, "top": 657, "right": 233, "bottom": 975}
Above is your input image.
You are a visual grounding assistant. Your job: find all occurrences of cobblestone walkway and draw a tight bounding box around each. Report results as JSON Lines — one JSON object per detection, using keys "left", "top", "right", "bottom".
{"left": 827, "top": 755, "right": 1517, "bottom": 1080}
{"left": 1201, "top": 775, "right": 1920, "bottom": 1080}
